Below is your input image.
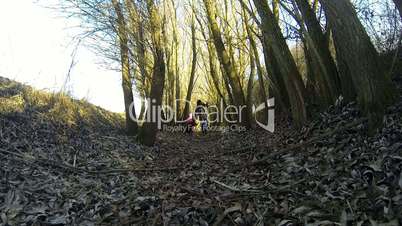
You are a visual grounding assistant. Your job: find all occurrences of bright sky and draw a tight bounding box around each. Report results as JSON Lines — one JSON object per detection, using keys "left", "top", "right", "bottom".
{"left": 0, "top": 0, "right": 126, "bottom": 113}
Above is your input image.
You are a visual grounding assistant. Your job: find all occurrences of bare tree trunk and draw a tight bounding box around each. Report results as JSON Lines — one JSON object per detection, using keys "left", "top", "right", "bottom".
{"left": 260, "top": 38, "right": 289, "bottom": 111}
{"left": 165, "top": 45, "right": 175, "bottom": 112}
{"left": 332, "top": 31, "right": 356, "bottom": 101}
{"left": 175, "top": 65, "right": 181, "bottom": 116}
{"left": 171, "top": 0, "right": 181, "bottom": 118}
{"left": 253, "top": 0, "right": 307, "bottom": 126}
{"left": 137, "top": 19, "right": 150, "bottom": 98}
{"left": 203, "top": 0, "right": 250, "bottom": 127}
{"left": 294, "top": 0, "right": 341, "bottom": 105}
{"left": 112, "top": 0, "right": 138, "bottom": 135}
{"left": 272, "top": 0, "right": 279, "bottom": 19}
{"left": 139, "top": 0, "right": 166, "bottom": 146}
{"left": 126, "top": 0, "right": 150, "bottom": 123}
{"left": 126, "top": 0, "right": 150, "bottom": 96}
{"left": 254, "top": 45, "right": 270, "bottom": 123}
{"left": 321, "top": 0, "right": 396, "bottom": 130}
{"left": 209, "top": 54, "right": 227, "bottom": 108}
{"left": 163, "top": 24, "right": 176, "bottom": 122}
{"left": 239, "top": 0, "right": 287, "bottom": 112}
{"left": 196, "top": 14, "right": 228, "bottom": 109}
{"left": 246, "top": 47, "right": 256, "bottom": 128}
{"left": 240, "top": 7, "right": 255, "bottom": 126}
{"left": 203, "top": 8, "right": 235, "bottom": 107}
{"left": 182, "top": 14, "right": 198, "bottom": 119}
{"left": 302, "top": 36, "right": 318, "bottom": 105}
{"left": 243, "top": 8, "right": 269, "bottom": 124}
{"left": 269, "top": 0, "right": 291, "bottom": 112}
{"left": 138, "top": 100, "right": 146, "bottom": 121}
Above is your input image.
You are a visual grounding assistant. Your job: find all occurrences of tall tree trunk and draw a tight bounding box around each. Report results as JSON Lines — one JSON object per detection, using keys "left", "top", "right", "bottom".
{"left": 294, "top": 0, "right": 341, "bottom": 105}
{"left": 332, "top": 30, "right": 356, "bottom": 101}
{"left": 139, "top": 0, "right": 166, "bottom": 146}
{"left": 137, "top": 19, "right": 150, "bottom": 98}
{"left": 161, "top": 1, "right": 175, "bottom": 116}
{"left": 169, "top": 0, "right": 181, "bottom": 117}
{"left": 302, "top": 36, "right": 318, "bottom": 105}
{"left": 112, "top": 0, "right": 138, "bottom": 135}
{"left": 254, "top": 45, "right": 270, "bottom": 123}
{"left": 253, "top": 0, "right": 307, "bottom": 126}
{"left": 126, "top": 0, "right": 150, "bottom": 123}
{"left": 182, "top": 15, "right": 198, "bottom": 119}
{"left": 196, "top": 13, "right": 228, "bottom": 109}
{"left": 270, "top": 0, "right": 289, "bottom": 111}
{"left": 246, "top": 47, "right": 256, "bottom": 128}
{"left": 270, "top": 0, "right": 289, "bottom": 110}
{"left": 138, "top": 100, "right": 146, "bottom": 121}
{"left": 260, "top": 37, "right": 289, "bottom": 112}
{"left": 209, "top": 53, "right": 227, "bottom": 108}
{"left": 241, "top": 6, "right": 255, "bottom": 126}
{"left": 272, "top": 0, "right": 279, "bottom": 19}
{"left": 126, "top": 0, "right": 151, "bottom": 100}
{"left": 239, "top": 0, "right": 287, "bottom": 111}
{"left": 203, "top": 0, "right": 250, "bottom": 127}
{"left": 243, "top": 8, "right": 269, "bottom": 124}
{"left": 320, "top": 0, "right": 396, "bottom": 130}
{"left": 165, "top": 43, "right": 175, "bottom": 113}
{"left": 221, "top": 0, "right": 243, "bottom": 106}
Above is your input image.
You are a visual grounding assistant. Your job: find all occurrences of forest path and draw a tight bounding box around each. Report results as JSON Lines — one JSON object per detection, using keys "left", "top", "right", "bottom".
{"left": 134, "top": 130, "right": 279, "bottom": 211}
{"left": 2, "top": 77, "right": 402, "bottom": 225}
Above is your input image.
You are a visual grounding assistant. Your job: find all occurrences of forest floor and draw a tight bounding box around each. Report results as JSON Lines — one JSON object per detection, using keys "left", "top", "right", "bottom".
{"left": 1, "top": 76, "right": 402, "bottom": 226}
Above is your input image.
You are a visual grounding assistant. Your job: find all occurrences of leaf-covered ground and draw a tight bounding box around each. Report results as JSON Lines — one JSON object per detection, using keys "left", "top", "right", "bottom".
{"left": 1, "top": 76, "right": 402, "bottom": 226}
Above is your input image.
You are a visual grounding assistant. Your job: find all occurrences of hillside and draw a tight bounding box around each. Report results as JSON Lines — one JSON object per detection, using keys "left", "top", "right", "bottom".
{"left": 0, "top": 77, "right": 156, "bottom": 225}
{"left": 1, "top": 77, "right": 402, "bottom": 225}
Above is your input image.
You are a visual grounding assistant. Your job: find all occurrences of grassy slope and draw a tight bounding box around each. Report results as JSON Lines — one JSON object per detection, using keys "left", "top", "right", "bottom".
{"left": 0, "top": 76, "right": 124, "bottom": 132}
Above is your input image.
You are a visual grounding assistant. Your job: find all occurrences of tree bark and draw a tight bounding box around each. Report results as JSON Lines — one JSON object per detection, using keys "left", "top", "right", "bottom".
{"left": 182, "top": 15, "right": 198, "bottom": 119}
{"left": 260, "top": 37, "right": 289, "bottom": 112}
{"left": 203, "top": 0, "right": 250, "bottom": 127}
{"left": 246, "top": 45, "right": 256, "bottom": 128}
{"left": 272, "top": 0, "right": 279, "bottom": 19}
{"left": 239, "top": 0, "right": 287, "bottom": 111}
{"left": 320, "top": 0, "right": 396, "bottom": 130}
{"left": 301, "top": 36, "right": 318, "bottom": 106}
{"left": 332, "top": 30, "right": 356, "bottom": 101}
{"left": 196, "top": 13, "right": 228, "bottom": 109}
{"left": 165, "top": 42, "right": 175, "bottom": 113}
{"left": 126, "top": 0, "right": 151, "bottom": 103}
{"left": 170, "top": 0, "right": 181, "bottom": 118}
{"left": 294, "top": 0, "right": 341, "bottom": 105}
{"left": 126, "top": 0, "right": 149, "bottom": 122}
{"left": 243, "top": 9, "right": 269, "bottom": 124}
{"left": 112, "top": 0, "right": 138, "bottom": 135}
{"left": 253, "top": 0, "right": 307, "bottom": 126}
{"left": 139, "top": 0, "right": 166, "bottom": 146}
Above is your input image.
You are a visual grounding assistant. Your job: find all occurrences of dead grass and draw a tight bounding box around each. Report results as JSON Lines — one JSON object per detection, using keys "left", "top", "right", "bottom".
{"left": 0, "top": 76, "right": 124, "bottom": 131}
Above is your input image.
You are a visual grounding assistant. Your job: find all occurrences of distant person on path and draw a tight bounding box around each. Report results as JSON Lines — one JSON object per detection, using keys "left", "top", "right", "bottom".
{"left": 184, "top": 113, "right": 197, "bottom": 134}
{"left": 195, "top": 100, "right": 208, "bottom": 134}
